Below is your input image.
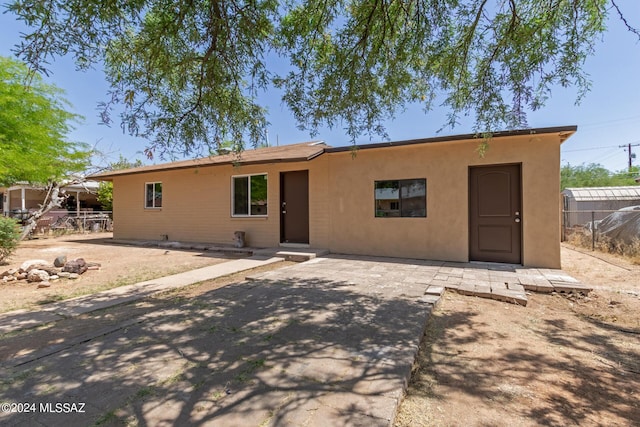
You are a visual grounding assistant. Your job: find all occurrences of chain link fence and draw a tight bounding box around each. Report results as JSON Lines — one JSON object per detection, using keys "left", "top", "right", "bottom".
{"left": 562, "top": 207, "right": 640, "bottom": 255}
{"left": 27, "top": 210, "right": 113, "bottom": 236}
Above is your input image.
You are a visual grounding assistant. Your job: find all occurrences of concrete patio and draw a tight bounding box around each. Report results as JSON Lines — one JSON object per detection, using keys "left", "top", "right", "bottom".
{"left": 0, "top": 254, "right": 590, "bottom": 426}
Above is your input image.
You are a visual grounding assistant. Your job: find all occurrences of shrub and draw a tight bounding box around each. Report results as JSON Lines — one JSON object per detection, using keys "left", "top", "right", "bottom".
{"left": 0, "top": 216, "right": 21, "bottom": 263}
{"left": 96, "top": 181, "right": 113, "bottom": 212}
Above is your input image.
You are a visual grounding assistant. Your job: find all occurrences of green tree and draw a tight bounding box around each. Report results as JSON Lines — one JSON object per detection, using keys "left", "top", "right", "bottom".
{"left": 0, "top": 216, "right": 21, "bottom": 263}
{"left": 6, "top": 1, "right": 639, "bottom": 156}
{"left": 0, "top": 56, "right": 90, "bottom": 186}
{"left": 0, "top": 55, "right": 92, "bottom": 239}
{"left": 96, "top": 182, "right": 113, "bottom": 212}
{"left": 96, "top": 156, "right": 144, "bottom": 211}
{"left": 561, "top": 163, "right": 639, "bottom": 189}
{"left": 611, "top": 166, "right": 640, "bottom": 186}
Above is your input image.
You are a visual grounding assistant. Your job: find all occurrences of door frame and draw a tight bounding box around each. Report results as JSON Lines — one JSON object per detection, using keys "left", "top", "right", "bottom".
{"left": 468, "top": 163, "right": 523, "bottom": 264}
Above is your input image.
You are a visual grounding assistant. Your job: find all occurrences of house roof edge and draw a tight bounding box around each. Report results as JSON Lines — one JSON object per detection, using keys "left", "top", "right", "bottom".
{"left": 325, "top": 126, "right": 578, "bottom": 154}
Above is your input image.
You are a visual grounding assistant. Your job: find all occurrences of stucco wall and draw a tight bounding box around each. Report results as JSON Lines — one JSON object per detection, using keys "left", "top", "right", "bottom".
{"left": 326, "top": 134, "right": 562, "bottom": 268}
{"left": 112, "top": 157, "right": 330, "bottom": 248}
{"left": 111, "top": 133, "right": 563, "bottom": 268}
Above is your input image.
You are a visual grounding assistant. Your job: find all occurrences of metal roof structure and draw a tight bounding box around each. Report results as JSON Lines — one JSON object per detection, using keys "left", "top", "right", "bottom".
{"left": 562, "top": 186, "right": 640, "bottom": 201}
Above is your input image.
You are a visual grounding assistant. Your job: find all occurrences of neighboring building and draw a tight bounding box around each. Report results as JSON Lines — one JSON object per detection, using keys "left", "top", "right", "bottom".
{"left": 91, "top": 126, "right": 577, "bottom": 268}
{"left": 1, "top": 181, "right": 102, "bottom": 218}
{"left": 562, "top": 186, "right": 640, "bottom": 230}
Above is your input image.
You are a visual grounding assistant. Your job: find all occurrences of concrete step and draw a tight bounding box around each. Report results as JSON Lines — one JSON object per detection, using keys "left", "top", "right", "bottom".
{"left": 275, "top": 249, "right": 329, "bottom": 262}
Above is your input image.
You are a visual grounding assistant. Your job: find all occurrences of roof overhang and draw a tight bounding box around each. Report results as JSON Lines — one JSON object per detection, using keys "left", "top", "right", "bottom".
{"left": 90, "top": 126, "right": 577, "bottom": 180}
{"left": 325, "top": 126, "right": 577, "bottom": 154}
{"left": 89, "top": 142, "right": 328, "bottom": 181}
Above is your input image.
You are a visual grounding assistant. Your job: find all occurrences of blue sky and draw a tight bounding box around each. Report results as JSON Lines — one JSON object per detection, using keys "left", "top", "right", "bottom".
{"left": 1, "top": 3, "right": 639, "bottom": 172}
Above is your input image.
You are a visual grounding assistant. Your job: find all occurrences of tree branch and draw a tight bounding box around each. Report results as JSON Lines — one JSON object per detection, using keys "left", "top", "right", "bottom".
{"left": 610, "top": 0, "right": 640, "bottom": 38}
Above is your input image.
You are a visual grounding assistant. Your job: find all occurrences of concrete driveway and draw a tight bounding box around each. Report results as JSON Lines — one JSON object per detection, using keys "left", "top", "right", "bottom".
{"left": 0, "top": 255, "right": 440, "bottom": 426}
{"left": 0, "top": 254, "right": 587, "bottom": 426}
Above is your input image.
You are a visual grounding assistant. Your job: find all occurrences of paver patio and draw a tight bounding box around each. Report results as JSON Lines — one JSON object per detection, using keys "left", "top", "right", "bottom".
{"left": 0, "top": 254, "right": 589, "bottom": 426}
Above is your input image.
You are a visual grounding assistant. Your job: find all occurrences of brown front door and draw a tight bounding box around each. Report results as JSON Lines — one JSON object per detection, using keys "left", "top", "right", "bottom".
{"left": 469, "top": 164, "right": 522, "bottom": 264}
{"left": 280, "top": 170, "right": 309, "bottom": 244}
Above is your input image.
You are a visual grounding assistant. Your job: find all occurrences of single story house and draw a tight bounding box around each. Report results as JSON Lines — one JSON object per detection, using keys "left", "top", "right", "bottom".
{"left": 91, "top": 126, "right": 577, "bottom": 268}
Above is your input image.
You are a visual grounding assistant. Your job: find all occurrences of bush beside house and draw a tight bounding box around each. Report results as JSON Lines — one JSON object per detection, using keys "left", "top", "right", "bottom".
{"left": 0, "top": 216, "right": 21, "bottom": 263}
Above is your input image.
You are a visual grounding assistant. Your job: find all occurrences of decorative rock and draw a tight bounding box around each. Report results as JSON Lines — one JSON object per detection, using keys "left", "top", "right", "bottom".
{"left": 49, "top": 275, "right": 59, "bottom": 281}
{"left": 58, "top": 272, "right": 71, "bottom": 278}
{"left": 37, "top": 282, "right": 51, "bottom": 288}
{"left": 62, "top": 258, "right": 88, "bottom": 275}
{"left": 27, "top": 269, "right": 50, "bottom": 283}
{"left": 21, "top": 264, "right": 57, "bottom": 278}
{"left": 53, "top": 255, "right": 67, "bottom": 267}
{"left": 34, "top": 266, "right": 60, "bottom": 276}
{"left": 69, "top": 273, "right": 79, "bottom": 279}
{"left": 20, "top": 260, "right": 50, "bottom": 271}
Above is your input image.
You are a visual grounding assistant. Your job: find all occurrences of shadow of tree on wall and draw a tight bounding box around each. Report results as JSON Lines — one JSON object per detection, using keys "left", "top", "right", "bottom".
{"left": 0, "top": 275, "right": 431, "bottom": 426}
{"left": 405, "top": 298, "right": 639, "bottom": 426}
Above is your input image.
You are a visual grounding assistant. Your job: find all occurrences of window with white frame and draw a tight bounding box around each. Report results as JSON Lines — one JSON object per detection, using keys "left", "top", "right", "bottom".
{"left": 232, "top": 174, "right": 267, "bottom": 216}
{"left": 145, "top": 182, "right": 162, "bottom": 208}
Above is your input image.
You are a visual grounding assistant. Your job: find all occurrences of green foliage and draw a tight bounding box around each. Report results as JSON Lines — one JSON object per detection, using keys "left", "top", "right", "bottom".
{"left": 108, "top": 155, "right": 144, "bottom": 172}
{"left": 6, "top": 1, "right": 638, "bottom": 156}
{"left": 561, "top": 163, "right": 639, "bottom": 189}
{"left": 96, "top": 182, "right": 113, "bottom": 211}
{"left": 0, "top": 216, "right": 21, "bottom": 263}
{"left": 96, "top": 155, "right": 143, "bottom": 211}
{"left": 0, "top": 56, "right": 91, "bottom": 186}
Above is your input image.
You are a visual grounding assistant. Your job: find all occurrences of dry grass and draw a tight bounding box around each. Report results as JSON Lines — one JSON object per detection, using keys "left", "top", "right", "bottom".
{"left": 567, "top": 232, "right": 640, "bottom": 265}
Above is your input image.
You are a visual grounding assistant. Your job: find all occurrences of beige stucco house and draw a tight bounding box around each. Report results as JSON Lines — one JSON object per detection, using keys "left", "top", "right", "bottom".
{"left": 91, "top": 126, "right": 576, "bottom": 268}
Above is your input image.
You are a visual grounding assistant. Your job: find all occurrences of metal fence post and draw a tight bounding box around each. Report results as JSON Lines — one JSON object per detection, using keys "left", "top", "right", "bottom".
{"left": 591, "top": 210, "right": 595, "bottom": 251}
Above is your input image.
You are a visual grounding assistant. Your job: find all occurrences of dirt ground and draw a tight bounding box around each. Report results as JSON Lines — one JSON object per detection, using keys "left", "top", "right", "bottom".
{"left": 395, "top": 243, "right": 640, "bottom": 427}
{"left": 2, "top": 236, "right": 639, "bottom": 425}
{"left": 0, "top": 233, "right": 232, "bottom": 313}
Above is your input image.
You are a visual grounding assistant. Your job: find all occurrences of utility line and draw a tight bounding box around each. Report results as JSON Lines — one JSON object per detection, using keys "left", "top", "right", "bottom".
{"left": 585, "top": 149, "right": 622, "bottom": 165}
{"left": 563, "top": 139, "right": 640, "bottom": 153}
{"left": 563, "top": 144, "right": 622, "bottom": 153}
{"left": 577, "top": 114, "right": 640, "bottom": 129}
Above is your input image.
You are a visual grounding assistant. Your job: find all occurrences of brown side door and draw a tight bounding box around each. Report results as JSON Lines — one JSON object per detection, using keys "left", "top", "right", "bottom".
{"left": 280, "top": 170, "right": 310, "bottom": 244}
{"left": 469, "top": 164, "right": 522, "bottom": 264}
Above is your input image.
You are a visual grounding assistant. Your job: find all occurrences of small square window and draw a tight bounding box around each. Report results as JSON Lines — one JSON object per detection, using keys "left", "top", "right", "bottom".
{"left": 375, "top": 179, "right": 426, "bottom": 217}
{"left": 145, "top": 182, "right": 162, "bottom": 208}
{"left": 232, "top": 174, "right": 267, "bottom": 216}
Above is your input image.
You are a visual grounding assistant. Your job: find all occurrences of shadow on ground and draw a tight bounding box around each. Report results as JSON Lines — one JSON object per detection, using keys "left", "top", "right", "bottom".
{"left": 1, "top": 275, "right": 430, "bottom": 426}
{"left": 402, "top": 295, "right": 640, "bottom": 426}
